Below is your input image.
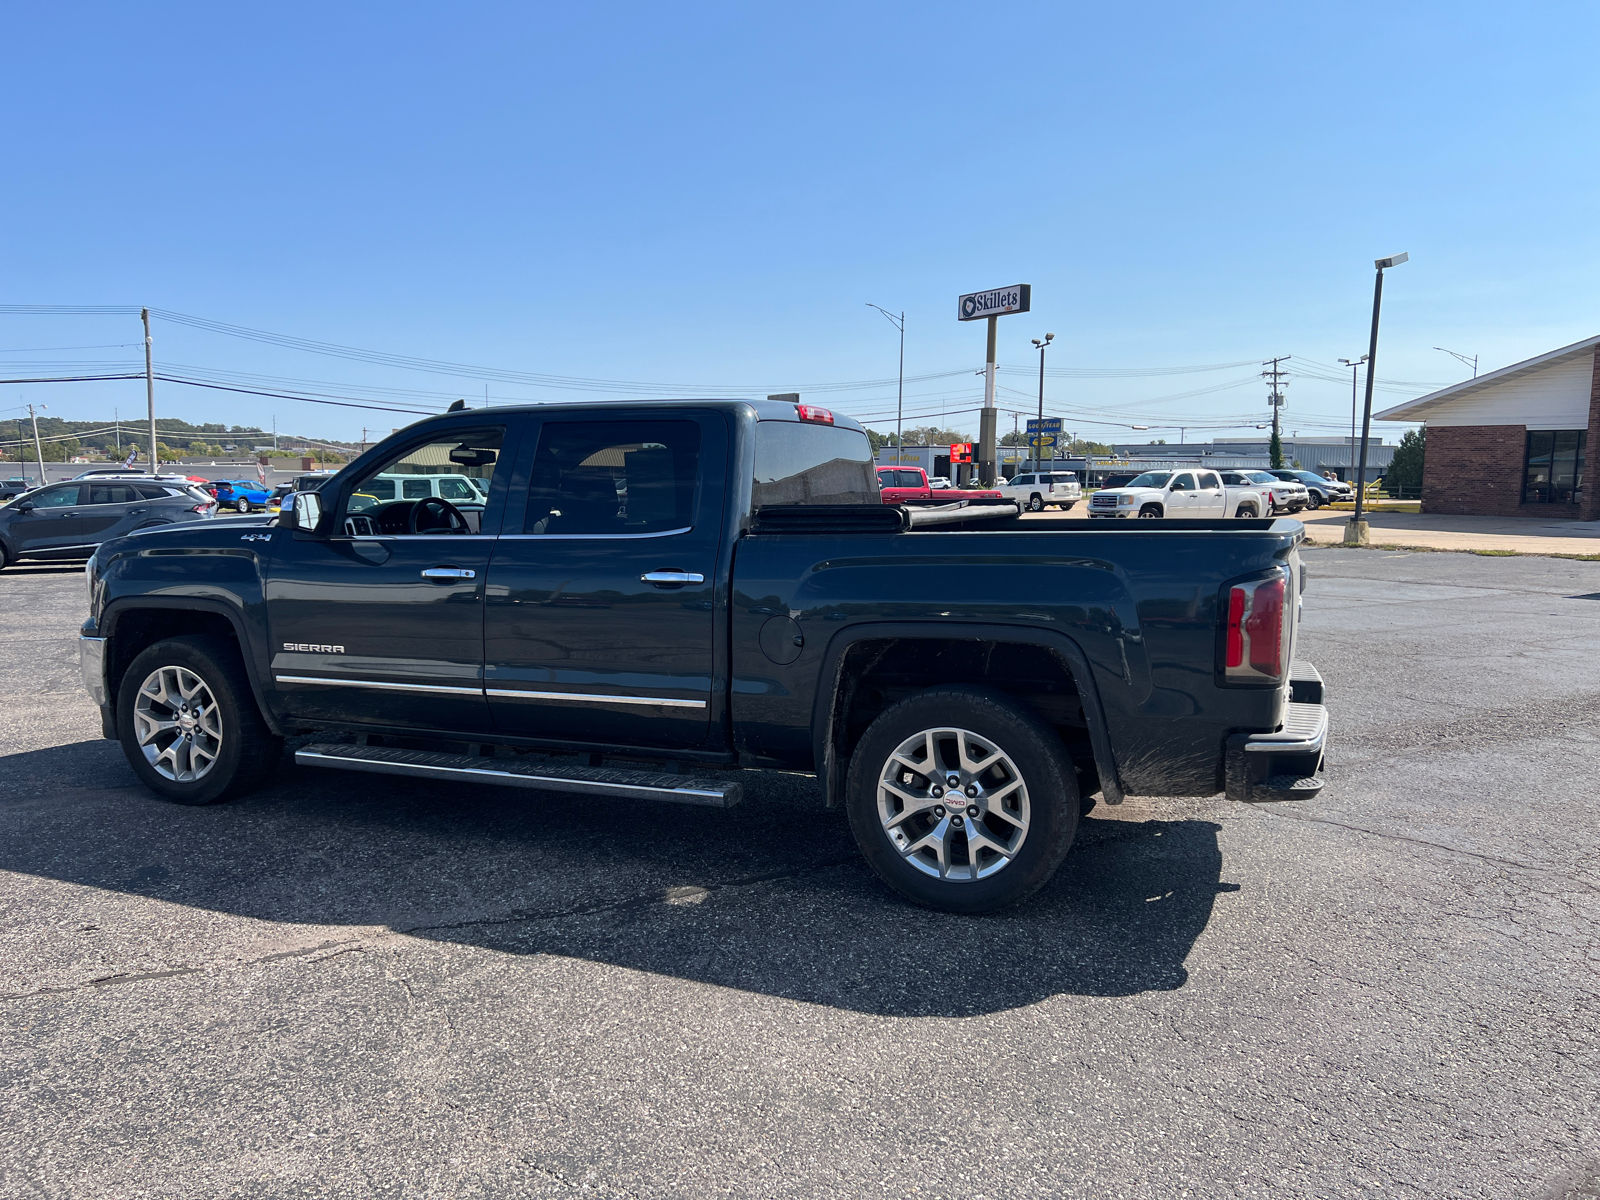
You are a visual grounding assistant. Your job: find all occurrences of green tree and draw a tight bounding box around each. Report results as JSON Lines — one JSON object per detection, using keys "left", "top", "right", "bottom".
{"left": 901, "top": 425, "right": 973, "bottom": 446}
{"left": 1386, "top": 427, "right": 1426, "bottom": 492}
{"left": 1000, "top": 430, "right": 1031, "bottom": 447}
{"left": 1269, "top": 427, "right": 1284, "bottom": 469}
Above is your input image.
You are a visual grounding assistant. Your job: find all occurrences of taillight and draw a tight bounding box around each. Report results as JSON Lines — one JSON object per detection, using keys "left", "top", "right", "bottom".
{"left": 1224, "top": 574, "right": 1288, "bottom": 683}
{"left": 796, "top": 404, "right": 834, "bottom": 424}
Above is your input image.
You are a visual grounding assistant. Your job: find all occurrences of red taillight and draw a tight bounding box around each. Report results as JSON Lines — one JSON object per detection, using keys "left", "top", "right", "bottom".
{"left": 1224, "top": 575, "right": 1288, "bottom": 682}
{"left": 1226, "top": 588, "right": 1246, "bottom": 667}
{"left": 796, "top": 404, "right": 834, "bottom": 424}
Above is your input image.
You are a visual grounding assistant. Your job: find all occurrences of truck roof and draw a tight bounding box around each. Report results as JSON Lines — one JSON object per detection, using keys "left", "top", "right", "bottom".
{"left": 405, "top": 399, "right": 866, "bottom": 435}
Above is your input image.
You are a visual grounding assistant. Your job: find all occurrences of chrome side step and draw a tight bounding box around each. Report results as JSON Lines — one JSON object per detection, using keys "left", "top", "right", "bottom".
{"left": 295, "top": 743, "right": 742, "bottom": 808}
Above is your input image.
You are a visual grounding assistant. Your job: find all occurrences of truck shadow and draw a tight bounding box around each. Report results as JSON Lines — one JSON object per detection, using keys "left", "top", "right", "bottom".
{"left": 1, "top": 740, "right": 1232, "bottom": 1018}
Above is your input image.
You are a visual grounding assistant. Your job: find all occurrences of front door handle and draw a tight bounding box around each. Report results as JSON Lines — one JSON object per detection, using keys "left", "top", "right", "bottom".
{"left": 641, "top": 570, "right": 705, "bottom": 585}
{"left": 421, "top": 567, "right": 476, "bottom": 579}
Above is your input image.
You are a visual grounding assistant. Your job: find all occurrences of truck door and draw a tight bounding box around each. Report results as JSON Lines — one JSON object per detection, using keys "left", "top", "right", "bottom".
{"left": 1196, "top": 471, "right": 1226, "bottom": 516}
{"left": 265, "top": 424, "right": 511, "bottom": 732}
{"left": 1167, "top": 472, "right": 1197, "bottom": 515}
{"left": 483, "top": 412, "right": 725, "bottom": 750}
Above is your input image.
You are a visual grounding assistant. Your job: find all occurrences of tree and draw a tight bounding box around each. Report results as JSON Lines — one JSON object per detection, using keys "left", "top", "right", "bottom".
{"left": 1067, "top": 437, "right": 1114, "bottom": 456}
{"left": 901, "top": 425, "right": 973, "bottom": 447}
{"left": 999, "top": 430, "right": 1031, "bottom": 447}
{"left": 1386, "top": 427, "right": 1426, "bottom": 492}
{"left": 1269, "top": 427, "right": 1284, "bottom": 469}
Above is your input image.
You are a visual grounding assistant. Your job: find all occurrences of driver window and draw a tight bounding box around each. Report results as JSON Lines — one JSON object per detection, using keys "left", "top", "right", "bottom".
{"left": 1171, "top": 473, "right": 1196, "bottom": 491}
{"left": 343, "top": 427, "right": 504, "bottom": 537}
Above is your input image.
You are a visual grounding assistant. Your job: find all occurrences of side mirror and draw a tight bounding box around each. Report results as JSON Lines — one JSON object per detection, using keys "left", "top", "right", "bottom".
{"left": 15, "top": 501, "right": 34, "bottom": 513}
{"left": 291, "top": 490, "right": 323, "bottom": 533}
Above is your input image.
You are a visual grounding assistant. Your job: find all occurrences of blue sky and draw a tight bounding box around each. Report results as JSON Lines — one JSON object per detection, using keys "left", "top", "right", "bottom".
{"left": 4, "top": 2, "right": 1597, "bottom": 446}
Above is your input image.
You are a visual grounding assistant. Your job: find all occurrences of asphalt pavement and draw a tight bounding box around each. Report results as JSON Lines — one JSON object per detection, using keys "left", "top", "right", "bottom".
{"left": 1, "top": 547, "right": 1597, "bottom": 1198}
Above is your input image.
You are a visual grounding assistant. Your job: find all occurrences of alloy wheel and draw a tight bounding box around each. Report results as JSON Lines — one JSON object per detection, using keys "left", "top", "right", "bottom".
{"left": 133, "top": 664, "right": 224, "bottom": 782}
{"left": 876, "top": 726, "right": 1030, "bottom": 881}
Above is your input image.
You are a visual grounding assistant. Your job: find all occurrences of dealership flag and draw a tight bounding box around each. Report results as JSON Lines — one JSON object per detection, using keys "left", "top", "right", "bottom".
{"left": 124, "top": 448, "right": 137, "bottom": 469}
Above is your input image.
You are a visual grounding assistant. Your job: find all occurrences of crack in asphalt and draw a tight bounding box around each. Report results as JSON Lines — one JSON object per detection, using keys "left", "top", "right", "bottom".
{"left": 1253, "top": 806, "right": 1600, "bottom": 896}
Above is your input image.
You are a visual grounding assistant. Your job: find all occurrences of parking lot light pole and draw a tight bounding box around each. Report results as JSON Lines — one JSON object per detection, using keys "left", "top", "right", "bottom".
{"left": 1031, "top": 333, "right": 1053, "bottom": 472}
{"left": 1338, "top": 355, "right": 1368, "bottom": 458}
{"left": 1347, "top": 254, "right": 1408, "bottom": 545}
{"left": 142, "top": 308, "right": 158, "bottom": 471}
{"left": 27, "top": 403, "right": 47, "bottom": 486}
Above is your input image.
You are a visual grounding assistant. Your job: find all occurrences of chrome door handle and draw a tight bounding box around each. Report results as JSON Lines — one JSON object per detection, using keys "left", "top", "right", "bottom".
{"left": 641, "top": 570, "right": 705, "bottom": 585}
{"left": 421, "top": 567, "right": 476, "bottom": 579}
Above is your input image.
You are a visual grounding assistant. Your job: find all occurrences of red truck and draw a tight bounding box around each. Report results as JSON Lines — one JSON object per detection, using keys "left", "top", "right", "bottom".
{"left": 876, "top": 466, "right": 1002, "bottom": 505}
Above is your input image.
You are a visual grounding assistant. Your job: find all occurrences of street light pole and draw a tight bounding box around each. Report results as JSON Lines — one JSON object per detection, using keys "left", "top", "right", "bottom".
{"left": 1348, "top": 253, "right": 1408, "bottom": 544}
{"left": 1338, "top": 354, "right": 1368, "bottom": 475}
{"left": 1030, "top": 333, "right": 1054, "bottom": 473}
{"left": 867, "top": 304, "right": 905, "bottom": 461}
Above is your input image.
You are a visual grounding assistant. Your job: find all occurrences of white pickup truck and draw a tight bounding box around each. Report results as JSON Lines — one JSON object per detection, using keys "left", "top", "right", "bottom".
{"left": 1086, "top": 468, "right": 1271, "bottom": 519}
{"left": 1000, "top": 470, "right": 1082, "bottom": 511}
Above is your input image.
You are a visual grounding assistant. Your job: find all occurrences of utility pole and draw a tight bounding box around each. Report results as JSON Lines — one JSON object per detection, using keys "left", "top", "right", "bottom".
{"left": 142, "top": 308, "right": 157, "bottom": 471}
{"left": 27, "top": 404, "right": 47, "bottom": 487}
{"left": 115, "top": 407, "right": 120, "bottom": 453}
{"left": 866, "top": 305, "right": 905, "bottom": 460}
{"left": 1262, "top": 356, "right": 1290, "bottom": 468}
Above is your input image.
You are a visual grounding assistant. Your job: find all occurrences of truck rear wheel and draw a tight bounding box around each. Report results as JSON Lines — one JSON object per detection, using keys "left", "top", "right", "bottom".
{"left": 116, "top": 635, "right": 282, "bottom": 806}
{"left": 845, "top": 687, "right": 1079, "bottom": 913}
{"left": 1234, "top": 503, "right": 1257, "bottom": 518}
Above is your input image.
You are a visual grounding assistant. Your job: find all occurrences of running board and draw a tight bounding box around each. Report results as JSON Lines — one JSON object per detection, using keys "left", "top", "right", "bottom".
{"left": 295, "top": 743, "right": 743, "bottom": 808}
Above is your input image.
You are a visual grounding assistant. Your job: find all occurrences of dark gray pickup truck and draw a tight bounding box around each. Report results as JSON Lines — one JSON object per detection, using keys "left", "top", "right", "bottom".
{"left": 80, "top": 399, "right": 1328, "bottom": 912}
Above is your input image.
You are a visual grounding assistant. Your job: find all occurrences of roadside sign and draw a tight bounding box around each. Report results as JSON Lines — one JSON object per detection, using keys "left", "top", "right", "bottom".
{"left": 949, "top": 443, "right": 973, "bottom": 463}
{"left": 958, "top": 285, "right": 1031, "bottom": 322}
{"left": 1028, "top": 435, "right": 1056, "bottom": 449}
{"left": 1026, "top": 418, "right": 1062, "bottom": 434}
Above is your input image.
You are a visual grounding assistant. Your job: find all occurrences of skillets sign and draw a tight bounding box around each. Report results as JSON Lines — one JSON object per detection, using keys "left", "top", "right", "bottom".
{"left": 958, "top": 284, "right": 1031, "bottom": 321}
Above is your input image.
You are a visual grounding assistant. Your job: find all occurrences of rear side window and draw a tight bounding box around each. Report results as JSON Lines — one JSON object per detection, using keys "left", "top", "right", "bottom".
{"left": 1199, "top": 472, "right": 1221, "bottom": 488}
{"left": 402, "top": 478, "right": 431, "bottom": 500}
{"left": 135, "top": 484, "right": 172, "bottom": 499}
{"left": 753, "top": 422, "right": 877, "bottom": 507}
{"left": 88, "top": 484, "right": 139, "bottom": 504}
{"left": 525, "top": 420, "right": 701, "bottom": 535}
{"left": 895, "top": 470, "right": 922, "bottom": 488}
{"left": 1014, "top": 475, "right": 1034, "bottom": 486}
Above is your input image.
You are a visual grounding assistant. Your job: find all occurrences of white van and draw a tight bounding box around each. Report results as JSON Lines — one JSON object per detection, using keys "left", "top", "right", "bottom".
{"left": 1000, "top": 471, "right": 1083, "bottom": 511}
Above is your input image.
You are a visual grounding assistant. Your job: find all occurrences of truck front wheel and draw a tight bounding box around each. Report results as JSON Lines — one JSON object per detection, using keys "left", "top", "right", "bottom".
{"left": 1138, "top": 505, "right": 1162, "bottom": 518}
{"left": 116, "top": 635, "right": 282, "bottom": 805}
{"left": 1027, "top": 493, "right": 1045, "bottom": 512}
{"left": 845, "top": 687, "right": 1079, "bottom": 913}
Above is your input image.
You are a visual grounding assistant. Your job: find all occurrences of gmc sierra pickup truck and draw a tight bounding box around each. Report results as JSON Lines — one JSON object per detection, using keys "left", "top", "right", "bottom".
{"left": 80, "top": 399, "right": 1328, "bottom": 913}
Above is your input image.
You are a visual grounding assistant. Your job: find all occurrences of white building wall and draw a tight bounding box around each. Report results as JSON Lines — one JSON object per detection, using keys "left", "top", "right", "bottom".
{"left": 1420, "top": 352, "right": 1594, "bottom": 429}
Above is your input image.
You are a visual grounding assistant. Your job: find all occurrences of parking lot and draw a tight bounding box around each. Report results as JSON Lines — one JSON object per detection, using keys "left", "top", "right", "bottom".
{"left": 2, "top": 548, "right": 1597, "bottom": 1198}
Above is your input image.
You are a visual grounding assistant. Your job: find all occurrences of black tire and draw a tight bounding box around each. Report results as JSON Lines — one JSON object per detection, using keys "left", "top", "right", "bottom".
{"left": 1138, "top": 504, "right": 1162, "bottom": 518}
{"left": 116, "top": 634, "right": 281, "bottom": 806}
{"left": 236, "top": 498, "right": 251, "bottom": 513}
{"left": 1234, "top": 504, "right": 1257, "bottom": 519}
{"left": 0, "top": 542, "right": 8, "bottom": 571}
{"left": 845, "top": 686, "right": 1079, "bottom": 914}
{"left": 1027, "top": 493, "right": 1044, "bottom": 512}
{"left": 1308, "top": 492, "right": 1323, "bottom": 509}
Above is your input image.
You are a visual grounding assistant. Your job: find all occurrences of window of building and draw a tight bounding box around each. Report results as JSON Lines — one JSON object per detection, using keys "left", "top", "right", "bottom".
{"left": 1522, "top": 430, "right": 1586, "bottom": 504}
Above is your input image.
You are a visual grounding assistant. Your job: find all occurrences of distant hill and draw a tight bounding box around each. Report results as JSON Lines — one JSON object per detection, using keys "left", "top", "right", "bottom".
{"left": 0, "top": 415, "right": 354, "bottom": 463}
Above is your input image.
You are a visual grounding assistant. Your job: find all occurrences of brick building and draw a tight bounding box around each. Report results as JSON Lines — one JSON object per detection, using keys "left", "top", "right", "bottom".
{"left": 1377, "top": 334, "right": 1598, "bottom": 520}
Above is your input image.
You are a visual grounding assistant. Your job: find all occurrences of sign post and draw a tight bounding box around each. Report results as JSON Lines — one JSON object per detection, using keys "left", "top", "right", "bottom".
{"left": 1026, "top": 417, "right": 1062, "bottom": 473}
{"left": 958, "top": 285, "right": 1031, "bottom": 486}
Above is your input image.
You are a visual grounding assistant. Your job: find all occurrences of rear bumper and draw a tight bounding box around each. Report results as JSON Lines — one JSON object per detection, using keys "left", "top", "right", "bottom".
{"left": 1225, "top": 661, "right": 1328, "bottom": 802}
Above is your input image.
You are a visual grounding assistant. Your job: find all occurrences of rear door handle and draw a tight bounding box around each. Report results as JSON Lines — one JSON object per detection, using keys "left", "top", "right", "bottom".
{"left": 421, "top": 567, "right": 476, "bottom": 579}
{"left": 641, "top": 570, "right": 705, "bottom": 585}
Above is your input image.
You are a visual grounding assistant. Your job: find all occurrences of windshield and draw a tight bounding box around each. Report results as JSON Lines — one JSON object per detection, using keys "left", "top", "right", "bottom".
{"left": 1246, "top": 471, "right": 1279, "bottom": 483}
{"left": 1126, "top": 472, "right": 1172, "bottom": 488}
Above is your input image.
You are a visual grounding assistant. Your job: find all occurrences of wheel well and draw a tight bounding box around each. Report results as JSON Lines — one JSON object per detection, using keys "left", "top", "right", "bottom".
{"left": 829, "top": 637, "right": 1099, "bottom": 800}
{"left": 1139, "top": 502, "right": 1163, "bottom": 515}
{"left": 107, "top": 608, "right": 239, "bottom": 700}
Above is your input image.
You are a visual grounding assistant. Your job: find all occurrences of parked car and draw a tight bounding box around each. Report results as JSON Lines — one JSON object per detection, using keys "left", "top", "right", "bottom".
{"left": 1240, "top": 470, "right": 1308, "bottom": 514}
{"left": 0, "top": 478, "right": 212, "bottom": 569}
{"left": 212, "top": 479, "right": 274, "bottom": 513}
{"left": 1266, "top": 469, "right": 1346, "bottom": 506}
{"left": 1088, "top": 469, "right": 1269, "bottom": 519}
{"left": 1095, "top": 473, "right": 1140, "bottom": 490}
{"left": 80, "top": 398, "right": 1327, "bottom": 914}
{"left": 875, "top": 466, "right": 1003, "bottom": 505}
{"left": 1000, "top": 471, "right": 1082, "bottom": 512}
{"left": 0, "top": 478, "right": 35, "bottom": 502}
{"left": 927, "top": 476, "right": 953, "bottom": 490}
{"left": 292, "top": 471, "right": 339, "bottom": 492}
